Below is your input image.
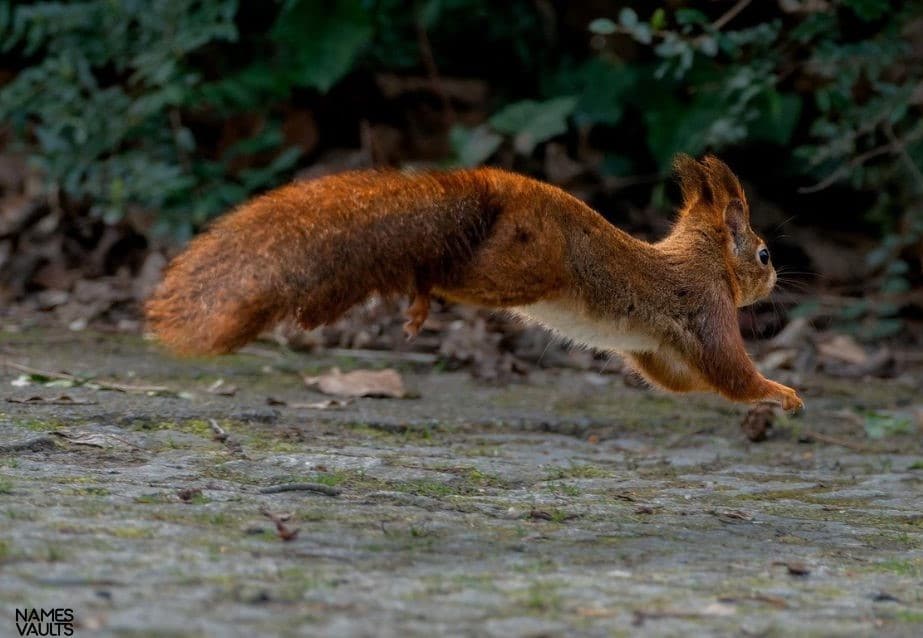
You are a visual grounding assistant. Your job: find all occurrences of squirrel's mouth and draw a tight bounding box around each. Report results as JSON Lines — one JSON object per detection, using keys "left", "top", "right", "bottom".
{"left": 758, "top": 274, "right": 777, "bottom": 302}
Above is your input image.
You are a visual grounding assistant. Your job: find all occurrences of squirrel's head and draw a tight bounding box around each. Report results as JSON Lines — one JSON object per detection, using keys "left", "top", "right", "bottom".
{"left": 671, "top": 154, "right": 776, "bottom": 307}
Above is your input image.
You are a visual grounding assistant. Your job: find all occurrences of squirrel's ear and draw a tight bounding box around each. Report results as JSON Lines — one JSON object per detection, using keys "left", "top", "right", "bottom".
{"left": 724, "top": 198, "right": 749, "bottom": 250}
{"left": 673, "top": 154, "right": 713, "bottom": 208}
{"left": 701, "top": 155, "right": 744, "bottom": 203}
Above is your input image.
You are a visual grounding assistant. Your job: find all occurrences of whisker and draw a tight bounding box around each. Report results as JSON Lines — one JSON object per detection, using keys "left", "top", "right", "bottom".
{"left": 773, "top": 215, "right": 797, "bottom": 233}
{"left": 537, "top": 338, "right": 553, "bottom": 367}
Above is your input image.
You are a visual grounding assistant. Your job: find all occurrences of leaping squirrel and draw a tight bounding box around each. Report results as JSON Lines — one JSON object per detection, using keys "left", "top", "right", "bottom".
{"left": 146, "top": 154, "right": 803, "bottom": 411}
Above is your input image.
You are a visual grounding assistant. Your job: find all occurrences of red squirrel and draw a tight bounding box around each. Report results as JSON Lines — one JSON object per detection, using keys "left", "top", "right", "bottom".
{"left": 146, "top": 154, "right": 803, "bottom": 411}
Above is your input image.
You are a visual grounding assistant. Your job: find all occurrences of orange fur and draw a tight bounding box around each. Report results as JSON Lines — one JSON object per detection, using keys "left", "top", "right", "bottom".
{"left": 145, "top": 157, "right": 803, "bottom": 411}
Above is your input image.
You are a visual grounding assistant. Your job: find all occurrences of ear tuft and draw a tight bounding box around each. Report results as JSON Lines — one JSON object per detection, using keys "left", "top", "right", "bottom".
{"left": 701, "top": 156, "right": 744, "bottom": 202}
{"left": 673, "top": 154, "right": 712, "bottom": 207}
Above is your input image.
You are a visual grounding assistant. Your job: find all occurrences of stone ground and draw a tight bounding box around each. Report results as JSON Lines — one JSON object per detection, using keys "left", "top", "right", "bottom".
{"left": 0, "top": 328, "right": 922, "bottom": 637}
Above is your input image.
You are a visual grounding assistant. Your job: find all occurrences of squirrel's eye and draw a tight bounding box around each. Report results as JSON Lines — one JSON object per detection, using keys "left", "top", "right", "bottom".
{"left": 758, "top": 247, "right": 770, "bottom": 265}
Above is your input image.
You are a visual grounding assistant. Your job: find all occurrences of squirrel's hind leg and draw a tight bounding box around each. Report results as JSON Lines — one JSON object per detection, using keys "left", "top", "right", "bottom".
{"left": 628, "top": 350, "right": 713, "bottom": 393}
{"left": 404, "top": 292, "right": 431, "bottom": 340}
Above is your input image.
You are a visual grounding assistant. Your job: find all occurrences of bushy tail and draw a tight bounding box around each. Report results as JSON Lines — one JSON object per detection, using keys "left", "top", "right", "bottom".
{"left": 145, "top": 169, "right": 503, "bottom": 355}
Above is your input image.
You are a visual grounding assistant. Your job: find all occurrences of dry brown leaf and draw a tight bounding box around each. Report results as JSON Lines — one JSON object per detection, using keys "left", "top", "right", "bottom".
{"left": 773, "top": 560, "right": 811, "bottom": 576}
{"left": 741, "top": 403, "right": 777, "bottom": 442}
{"left": 205, "top": 379, "right": 237, "bottom": 396}
{"left": 303, "top": 367, "right": 407, "bottom": 398}
{"left": 759, "top": 348, "right": 798, "bottom": 372}
{"left": 817, "top": 334, "right": 868, "bottom": 365}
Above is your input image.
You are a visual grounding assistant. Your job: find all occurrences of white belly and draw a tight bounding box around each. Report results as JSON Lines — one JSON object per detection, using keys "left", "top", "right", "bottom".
{"left": 511, "top": 300, "right": 658, "bottom": 353}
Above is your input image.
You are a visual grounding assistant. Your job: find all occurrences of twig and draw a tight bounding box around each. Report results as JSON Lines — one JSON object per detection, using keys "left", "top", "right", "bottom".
{"left": 6, "top": 395, "right": 97, "bottom": 405}
{"left": 320, "top": 348, "right": 438, "bottom": 364}
{"left": 415, "top": 14, "right": 455, "bottom": 125}
{"left": 633, "top": 610, "right": 723, "bottom": 627}
{"left": 718, "top": 593, "right": 788, "bottom": 609}
{"left": 1, "top": 360, "right": 171, "bottom": 394}
{"left": 208, "top": 418, "right": 244, "bottom": 455}
{"left": 258, "top": 483, "right": 342, "bottom": 497}
{"left": 884, "top": 120, "right": 923, "bottom": 193}
{"left": 259, "top": 506, "right": 300, "bottom": 541}
{"left": 208, "top": 418, "right": 229, "bottom": 442}
{"left": 800, "top": 125, "right": 923, "bottom": 194}
{"left": 710, "top": 0, "right": 752, "bottom": 31}
{"left": 168, "top": 108, "right": 192, "bottom": 171}
{"left": 804, "top": 431, "right": 872, "bottom": 453}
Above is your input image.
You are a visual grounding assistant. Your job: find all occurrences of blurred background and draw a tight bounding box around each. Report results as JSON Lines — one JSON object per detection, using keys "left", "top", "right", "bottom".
{"left": 0, "top": 0, "right": 921, "bottom": 380}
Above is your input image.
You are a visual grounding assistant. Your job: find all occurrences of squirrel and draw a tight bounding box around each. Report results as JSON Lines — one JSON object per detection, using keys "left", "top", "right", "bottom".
{"left": 145, "top": 154, "right": 803, "bottom": 412}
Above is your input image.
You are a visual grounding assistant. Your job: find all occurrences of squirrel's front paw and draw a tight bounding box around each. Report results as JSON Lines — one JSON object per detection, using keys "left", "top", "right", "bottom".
{"left": 766, "top": 381, "right": 804, "bottom": 413}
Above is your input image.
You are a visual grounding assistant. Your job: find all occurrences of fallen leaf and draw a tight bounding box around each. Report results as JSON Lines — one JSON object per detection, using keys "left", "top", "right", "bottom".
{"left": 260, "top": 507, "right": 299, "bottom": 542}
{"left": 701, "top": 602, "right": 736, "bottom": 617}
{"left": 773, "top": 560, "right": 810, "bottom": 576}
{"left": 11, "top": 375, "right": 34, "bottom": 387}
{"left": 177, "top": 488, "right": 203, "bottom": 502}
{"left": 759, "top": 348, "right": 798, "bottom": 371}
{"left": 770, "top": 317, "right": 811, "bottom": 349}
{"left": 817, "top": 334, "right": 867, "bottom": 365}
{"left": 303, "top": 367, "right": 407, "bottom": 398}
{"left": 741, "top": 404, "right": 777, "bottom": 442}
{"left": 708, "top": 508, "right": 753, "bottom": 522}
{"left": 575, "top": 606, "right": 617, "bottom": 618}
{"left": 205, "top": 379, "right": 237, "bottom": 396}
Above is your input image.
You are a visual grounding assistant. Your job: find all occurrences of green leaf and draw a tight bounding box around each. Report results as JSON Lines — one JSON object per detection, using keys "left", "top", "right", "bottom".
{"left": 272, "top": 0, "right": 372, "bottom": 93}
{"left": 750, "top": 91, "right": 802, "bottom": 145}
{"left": 544, "top": 60, "right": 636, "bottom": 126}
{"left": 489, "top": 95, "right": 578, "bottom": 154}
{"left": 588, "top": 18, "right": 617, "bottom": 35}
{"left": 864, "top": 411, "right": 913, "bottom": 440}
{"left": 842, "top": 0, "right": 890, "bottom": 21}
{"left": 618, "top": 8, "right": 638, "bottom": 29}
{"left": 675, "top": 8, "right": 708, "bottom": 26}
{"left": 650, "top": 8, "right": 666, "bottom": 31}
{"left": 449, "top": 124, "right": 502, "bottom": 167}
{"left": 642, "top": 91, "right": 726, "bottom": 169}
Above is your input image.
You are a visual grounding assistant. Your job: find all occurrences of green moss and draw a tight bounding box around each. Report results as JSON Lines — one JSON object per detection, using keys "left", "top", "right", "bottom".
{"left": 894, "top": 610, "right": 923, "bottom": 623}
{"left": 13, "top": 417, "right": 62, "bottom": 432}
{"left": 866, "top": 558, "right": 923, "bottom": 577}
{"left": 545, "top": 464, "right": 614, "bottom": 480}
{"left": 109, "top": 526, "right": 152, "bottom": 539}
{"left": 517, "top": 581, "right": 563, "bottom": 613}
{"left": 547, "top": 482, "right": 582, "bottom": 496}
{"left": 134, "top": 492, "right": 174, "bottom": 505}
{"left": 68, "top": 486, "right": 110, "bottom": 496}
{"left": 46, "top": 545, "right": 68, "bottom": 562}
{"left": 400, "top": 479, "right": 455, "bottom": 498}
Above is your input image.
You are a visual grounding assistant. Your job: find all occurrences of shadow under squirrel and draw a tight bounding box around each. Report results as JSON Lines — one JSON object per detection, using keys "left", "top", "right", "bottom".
{"left": 146, "top": 154, "right": 803, "bottom": 412}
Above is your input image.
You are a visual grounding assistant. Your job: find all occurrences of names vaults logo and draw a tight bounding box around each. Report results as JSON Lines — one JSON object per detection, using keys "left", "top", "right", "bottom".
{"left": 15, "top": 609, "right": 75, "bottom": 637}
